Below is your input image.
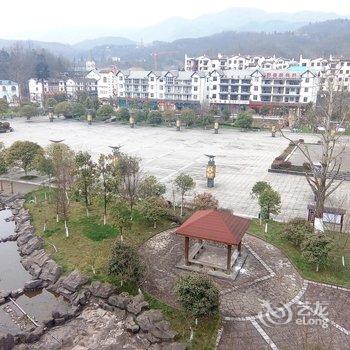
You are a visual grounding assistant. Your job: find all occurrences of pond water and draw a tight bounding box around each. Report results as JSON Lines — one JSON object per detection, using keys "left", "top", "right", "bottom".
{"left": 0, "top": 209, "right": 70, "bottom": 335}
{"left": 0, "top": 209, "right": 15, "bottom": 240}
{"left": 0, "top": 241, "right": 32, "bottom": 292}
{"left": 0, "top": 290, "right": 70, "bottom": 334}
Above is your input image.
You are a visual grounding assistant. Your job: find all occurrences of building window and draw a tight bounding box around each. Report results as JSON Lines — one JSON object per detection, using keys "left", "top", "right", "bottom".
{"left": 213, "top": 77, "right": 217, "bottom": 81}
{"left": 194, "top": 78, "right": 198, "bottom": 83}
{"left": 253, "top": 95, "right": 258, "bottom": 100}
{"left": 103, "top": 77, "right": 107, "bottom": 83}
{"left": 194, "top": 86, "right": 198, "bottom": 91}
{"left": 150, "top": 77, "right": 154, "bottom": 81}
{"left": 254, "top": 86, "right": 258, "bottom": 91}
{"left": 304, "top": 87, "right": 309, "bottom": 92}
{"left": 303, "top": 97, "right": 308, "bottom": 102}
{"left": 212, "top": 94, "right": 216, "bottom": 98}
{"left": 2, "top": 86, "right": 6, "bottom": 91}
{"left": 305, "top": 78, "right": 310, "bottom": 83}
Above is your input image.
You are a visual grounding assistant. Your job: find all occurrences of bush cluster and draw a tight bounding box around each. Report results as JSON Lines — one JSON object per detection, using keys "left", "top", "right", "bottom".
{"left": 284, "top": 218, "right": 313, "bottom": 247}
{"left": 108, "top": 241, "right": 144, "bottom": 285}
{"left": 175, "top": 273, "right": 219, "bottom": 317}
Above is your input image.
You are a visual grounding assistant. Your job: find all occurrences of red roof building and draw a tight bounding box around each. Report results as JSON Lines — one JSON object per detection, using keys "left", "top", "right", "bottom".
{"left": 175, "top": 209, "right": 251, "bottom": 273}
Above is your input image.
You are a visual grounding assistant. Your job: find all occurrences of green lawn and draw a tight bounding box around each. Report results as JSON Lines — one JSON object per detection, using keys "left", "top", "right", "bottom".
{"left": 25, "top": 188, "right": 220, "bottom": 349}
{"left": 249, "top": 219, "right": 350, "bottom": 288}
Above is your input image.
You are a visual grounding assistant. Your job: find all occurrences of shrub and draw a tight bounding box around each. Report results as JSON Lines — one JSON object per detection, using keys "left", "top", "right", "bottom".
{"left": 301, "top": 233, "right": 333, "bottom": 271}
{"left": 251, "top": 181, "right": 272, "bottom": 198}
{"left": 19, "top": 104, "right": 38, "bottom": 119}
{"left": 147, "top": 110, "right": 163, "bottom": 125}
{"left": 116, "top": 107, "right": 130, "bottom": 122}
{"left": 235, "top": 111, "right": 253, "bottom": 129}
{"left": 192, "top": 192, "right": 219, "bottom": 210}
{"left": 284, "top": 218, "right": 313, "bottom": 247}
{"left": 108, "top": 241, "right": 144, "bottom": 285}
{"left": 96, "top": 104, "right": 115, "bottom": 120}
{"left": 175, "top": 274, "right": 219, "bottom": 317}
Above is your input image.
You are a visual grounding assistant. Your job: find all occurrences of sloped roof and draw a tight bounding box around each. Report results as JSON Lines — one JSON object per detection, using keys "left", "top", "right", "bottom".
{"left": 175, "top": 210, "right": 251, "bottom": 245}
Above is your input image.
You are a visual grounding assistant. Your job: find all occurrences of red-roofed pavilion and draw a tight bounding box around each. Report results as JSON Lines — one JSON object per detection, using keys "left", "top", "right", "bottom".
{"left": 175, "top": 209, "right": 251, "bottom": 273}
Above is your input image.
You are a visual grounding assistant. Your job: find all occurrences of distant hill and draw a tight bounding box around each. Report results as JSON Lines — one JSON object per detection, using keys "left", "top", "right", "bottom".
{"left": 125, "top": 8, "right": 345, "bottom": 42}
{"left": 73, "top": 37, "right": 135, "bottom": 51}
{"left": 1, "top": 19, "right": 350, "bottom": 70}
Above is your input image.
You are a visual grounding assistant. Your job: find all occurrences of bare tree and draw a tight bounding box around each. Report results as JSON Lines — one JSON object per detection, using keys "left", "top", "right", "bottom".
{"left": 47, "top": 143, "right": 76, "bottom": 237}
{"left": 117, "top": 153, "right": 142, "bottom": 212}
{"left": 281, "top": 78, "right": 350, "bottom": 233}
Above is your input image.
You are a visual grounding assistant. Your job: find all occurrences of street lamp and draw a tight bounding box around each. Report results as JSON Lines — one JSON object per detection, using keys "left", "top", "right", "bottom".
{"left": 214, "top": 115, "right": 220, "bottom": 134}
{"left": 109, "top": 145, "right": 122, "bottom": 155}
{"left": 129, "top": 113, "right": 135, "bottom": 128}
{"left": 175, "top": 113, "right": 181, "bottom": 131}
{"left": 205, "top": 154, "right": 216, "bottom": 188}
{"left": 86, "top": 109, "right": 93, "bottom": 125}
{"left": 214, "top": 121, "right": 219, "bottom": 134}
{"left": 48, "top": 107, "right": 54, "bottom": 122}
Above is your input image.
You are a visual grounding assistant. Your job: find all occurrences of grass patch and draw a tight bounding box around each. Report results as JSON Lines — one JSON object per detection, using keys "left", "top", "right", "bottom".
{"left": 77, "top": 216, "right": 119, "bottom": 241}
{"left": 25, "top": 188, "right": 221, "bottom": 348}
{"left": 249, "top": 219, "right": 350, "bottom": 288}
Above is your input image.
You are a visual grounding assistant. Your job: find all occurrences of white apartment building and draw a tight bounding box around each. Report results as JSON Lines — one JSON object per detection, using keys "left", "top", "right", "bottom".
{"left": 28, "top": 78, "right": 67, "bottom": 103}
{"left": 185, "top": 54, "right": 298, "bottom": 72}
{"left": 0, "top": 80, "right": 19, "bottom": 105}
{"left": 206, "top": 67, "right": 319, "bottom": 110}
{"left": 96, "top": 69, "right": 118, "bottom": 99}
{"left": 116, "top": 70, "right": 208, "bottom": 105}
{"left": 66, "top": 78, "right": 97, "bottom": 99}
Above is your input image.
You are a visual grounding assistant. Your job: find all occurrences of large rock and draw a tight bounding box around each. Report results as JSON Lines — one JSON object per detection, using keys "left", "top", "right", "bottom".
{"left": 70, "top": 289, "right": 91, "bottom": 306}
{"left": 24, "top": 279, "right": 42, "bottom": 291}
{"left": 0, "top": 332, "right": 14, "bottom": 350}
{"left": 20, "top": 237, "right": 44, "bottom": 255}
{"left": 89, "top": 281, "right": 116, "bottom": 299}
{"left": 60, "top": 270, "right": 89, "bottom": 292}
{"left": 39, "top": 260, "right": 62, "bottom": 283}
{"left": 107, "top": 292, "right": 131, "bottom": 310}
{"left": 124, "top": 315, "right": 140, "bottom": 333}
{"left": 126, "top": 294, "right": 149, "bottom": 315}
{"left": 17, "top": 232, "right": 34, "bottom": 247}
{"left": 136, "top": 310, "right": 177, "bottom": 341}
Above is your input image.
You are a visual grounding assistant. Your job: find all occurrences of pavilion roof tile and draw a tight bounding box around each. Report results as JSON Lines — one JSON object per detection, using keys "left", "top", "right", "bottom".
{"left": 175, "top": 209, "right": 251, "bottom": 245}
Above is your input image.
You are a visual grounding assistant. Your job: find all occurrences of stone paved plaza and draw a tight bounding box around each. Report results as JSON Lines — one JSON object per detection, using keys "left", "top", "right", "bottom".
{"left": 2, "top": 117, "right": 350, "bottom": 222}
{"left": 140, "top": 230, "right": 350, "bottom": 350}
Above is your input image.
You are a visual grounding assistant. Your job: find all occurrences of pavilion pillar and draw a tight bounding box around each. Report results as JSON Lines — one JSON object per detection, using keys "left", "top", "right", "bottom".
{"left": 185, "top": 236, "right": 190, "bottom": 266}
{"left": 238, "top": 242, "right": 242, "bottom": 257}
{"left": 226, "top": 244, "right": 232, "bottom": 274}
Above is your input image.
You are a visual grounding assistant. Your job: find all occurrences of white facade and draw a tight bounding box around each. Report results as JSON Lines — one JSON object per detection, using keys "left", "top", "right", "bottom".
{"left": 97, "top": 70, "right": 118, "bottom": 99}
{"left": 0, "top": 80, "right": 19, "bottom": 105}
{"left": 185, "top": 54, "right": 298, "bottom": 72}
{"left": 206, "top": 67, "right": 319, "bottom": 108}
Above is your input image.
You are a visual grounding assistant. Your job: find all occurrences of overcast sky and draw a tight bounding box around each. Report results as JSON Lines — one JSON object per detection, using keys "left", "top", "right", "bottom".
{"left": 1, "top": 0, "right": 349, "bottom": 43}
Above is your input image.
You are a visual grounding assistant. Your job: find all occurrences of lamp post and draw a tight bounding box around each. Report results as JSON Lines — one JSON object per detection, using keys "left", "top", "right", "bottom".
{"left": 214, "top": 121, "right": 219, "bottom": 134}
{"left": 205, "top": 154, "right": 216, "bottom": 188}
{"left": 109, "top": 145, "right": 122, "bottom": 158}
{"left": 129, "top": 114, "right": 135, "bottom": 128}
{"left": 86, "top": 109, "right": 93, "bottom": 125}
{"left": 48, "top": 107, "right": 54, "bottom": 122}
{"left": 176, "top": 113, "right": 181, "bottom": 131}
{"left": 271, "top": 125, "right": 276, "bottom": 137}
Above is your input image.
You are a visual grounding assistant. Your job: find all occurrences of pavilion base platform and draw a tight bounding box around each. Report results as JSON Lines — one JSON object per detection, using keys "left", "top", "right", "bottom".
{"left": 176, "top": 242, "right": 248, "bottom": 281}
